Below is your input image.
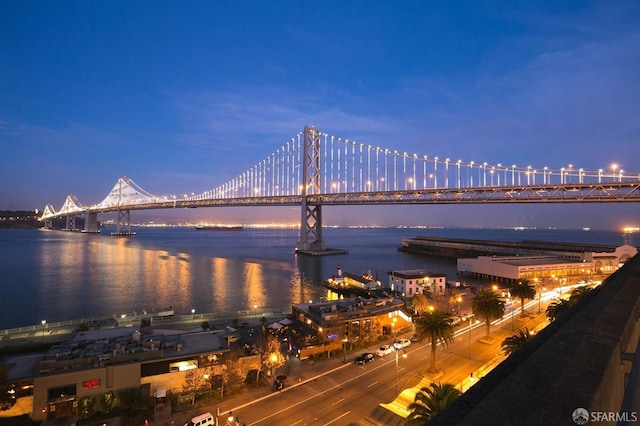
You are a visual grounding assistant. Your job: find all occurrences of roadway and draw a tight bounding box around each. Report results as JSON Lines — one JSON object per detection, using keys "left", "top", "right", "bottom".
{"left": 203, "top": 302, "right": 554, "bottom": 426}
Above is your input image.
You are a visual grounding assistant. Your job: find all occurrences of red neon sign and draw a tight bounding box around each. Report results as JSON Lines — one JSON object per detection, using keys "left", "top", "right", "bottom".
{"left": 82, "top": 379, "right": 100, "bottom": 389}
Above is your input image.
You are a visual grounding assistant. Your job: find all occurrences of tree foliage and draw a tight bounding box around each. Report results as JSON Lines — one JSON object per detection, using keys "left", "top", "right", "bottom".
{"left": 414, "top": 310, "right": 454, "bottom": 372}
{"left": 546, "top": 299, "right": 572, "bottom": 321}
{"left": 501, "top": 328, "right": 533, "bottom": 356}
{"left": 410, "top": 294, "right": 431, "bottom": 316}
{"left": 509, "top": 279, "right": 536, "bottom": 317}
{"left": 406, "top": 382, "right": 461, "bottom": 425}
{"left": 545, "top": 286, "right": 594, "bottom": 322}
{"left": 471, "top": 289, "right": 506, "bottom": 338}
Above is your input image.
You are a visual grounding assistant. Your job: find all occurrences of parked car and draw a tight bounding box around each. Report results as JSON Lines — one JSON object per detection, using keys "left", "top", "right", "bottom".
{"left": 460, "top": 313, "right": 474, "bottom": 323}
{"left": 354, "top": 352, "right": 375, "bottom": 364}
{"left": 410, "top": 334, "right": 419, "bottom": 342}
{"left": 446, "top": 316, "right": 462, "bottom": 327}
{"left": 375, "top": 344, "right": 394, "bottom": 357}
{"left": 393, "top": 338, "right": 411, "bottom": 350}
{"left": 184, "top": 412, "right": 214, "bottom": 426}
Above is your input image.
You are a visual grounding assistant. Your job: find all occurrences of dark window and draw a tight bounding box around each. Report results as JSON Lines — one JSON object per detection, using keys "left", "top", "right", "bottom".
{"left": 48, "top": 384, "right": 76, "bottom": 400}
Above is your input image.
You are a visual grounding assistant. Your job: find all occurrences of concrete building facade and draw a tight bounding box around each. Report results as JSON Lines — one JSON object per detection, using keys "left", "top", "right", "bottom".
{"left": 386, "top": 270, "right": 446, "bottom": 297}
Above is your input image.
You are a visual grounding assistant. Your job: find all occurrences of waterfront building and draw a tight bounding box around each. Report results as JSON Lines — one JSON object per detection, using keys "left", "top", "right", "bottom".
{"left": 457, "top": 243, "right": 637, "bottom": 283}
{"left": 457, "top": 255, "right": 592, "bottom": 283}
{"left": 386, "top": 269, "right": 446, "bottom": 297}
{"left": 5, "top": 326, "right": 233, "bottom": 423}
{"left": 400, "top": 236, "right": 637, "bottom": 267}
{"left": 2, "top": 298, "right": 410, "bottom": 422}
{"left": 290, "top": 297, "right": 411, "bottom": 358}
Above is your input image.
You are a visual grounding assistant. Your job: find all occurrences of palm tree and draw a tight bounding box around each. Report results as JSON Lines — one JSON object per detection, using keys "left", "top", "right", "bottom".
{"left": 471, "top": 289, "right": 506, "bottom": 339}
{"left": 545, "top": 298, "right": 572, "bottom": 322}
{"left": 406, "top": 382, "right": 461, "bottom": 425}
{"left": 509, "top": 279, "right": 536, "bottom": 317}
{"left": 569, "top": 286, "right": 593, "bottom": 304}
{"left": 414, "top": 310, "right": 454, "bottom": 372}
{"left": 501, "top": 327, "right": 533, "bottom": 355}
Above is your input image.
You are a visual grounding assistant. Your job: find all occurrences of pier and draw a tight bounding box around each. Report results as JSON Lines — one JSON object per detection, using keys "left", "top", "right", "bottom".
{"left": 399, "top": 235, "right": 622, "bottom": 258}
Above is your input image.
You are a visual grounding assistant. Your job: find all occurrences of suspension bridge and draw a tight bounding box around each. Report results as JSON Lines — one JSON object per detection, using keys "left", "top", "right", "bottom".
{"left": 39, "top": 126, "right": 640, "bottom": 255}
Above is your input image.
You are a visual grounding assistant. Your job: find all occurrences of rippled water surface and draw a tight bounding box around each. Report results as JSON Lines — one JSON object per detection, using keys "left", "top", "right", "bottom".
{"left": 0, "top": 226, "right": 627, "bottom": 329}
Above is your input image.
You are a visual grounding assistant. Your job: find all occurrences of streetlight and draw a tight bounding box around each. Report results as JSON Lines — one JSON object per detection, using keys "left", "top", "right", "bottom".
{"left": 342, "top": 337, "right": 348, "bottom": 363}
{"left": 253, "top": 303, "right": 257, "bottom": 318}
{"left": 191, "top": 308, "right": 195, "bottom": 327}
{"left": 395, "top": 348, "right": 407, "bottom": 396}
{"left": 456, "top": 296, "right": 462, "bottom": 317}
{"left": 392, "top": 317, "right": 397, "bottom": 343}
{"left": 467, "top": 315, "right": 473, "bottom": 358}
{"left": 41, "top": 319, "right": 46, "bottom": 343}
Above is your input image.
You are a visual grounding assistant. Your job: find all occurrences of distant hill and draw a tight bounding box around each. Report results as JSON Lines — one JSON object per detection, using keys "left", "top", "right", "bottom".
{"left": 0, "top": 210, "right": 42, "bottom": 229}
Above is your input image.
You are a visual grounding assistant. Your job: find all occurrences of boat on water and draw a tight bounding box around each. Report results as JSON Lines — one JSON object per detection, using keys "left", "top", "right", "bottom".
{"left": 323, "top": 265, "right": 382, "bottom": 296}
{"left": 195, "top": 224, "right": 243, "bottom": 231}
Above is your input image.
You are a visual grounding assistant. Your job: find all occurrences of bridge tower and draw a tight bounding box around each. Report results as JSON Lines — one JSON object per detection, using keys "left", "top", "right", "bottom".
{"left": 110, "top": 178, "right": 136, "bottom": 237}
{"left": 65, "top": 215, "right": 76, "bottom": 231}
{"left": 296, "top": 126, "right": 325, "bottom": 253}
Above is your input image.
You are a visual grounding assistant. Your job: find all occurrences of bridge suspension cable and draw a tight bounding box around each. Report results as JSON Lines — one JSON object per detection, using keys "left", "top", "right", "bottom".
{"left": 189, "top": 129, "right": 637, "bottom": 202}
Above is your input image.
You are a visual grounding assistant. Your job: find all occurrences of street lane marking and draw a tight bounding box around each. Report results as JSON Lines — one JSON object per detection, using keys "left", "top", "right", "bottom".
{"left": 324, "top": 411, "right": 351, "bottom": 425}
{"left": 368, "top": 381, "right": 378, "bottom": 387}
{"left": 331, "top": 397, "right": 345, "bottom": 406}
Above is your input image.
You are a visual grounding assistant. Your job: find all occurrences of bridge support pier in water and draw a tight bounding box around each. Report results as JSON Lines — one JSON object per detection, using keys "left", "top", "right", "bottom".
{"left": 295, "top": 126, "right": 347, "bottom": 256}
{"left": 82, "top": 212, "right": 100, "bottom": 233}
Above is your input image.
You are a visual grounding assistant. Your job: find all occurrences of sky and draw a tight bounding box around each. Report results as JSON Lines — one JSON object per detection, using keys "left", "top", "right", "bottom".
{"left": 1, "top": 1, "right": 639, "bottom": 230}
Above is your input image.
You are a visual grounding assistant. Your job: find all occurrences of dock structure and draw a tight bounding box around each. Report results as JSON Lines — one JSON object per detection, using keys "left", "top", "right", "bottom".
{"left": 399, "top": 235, "right": 623, "bottom": 259}
{"left": 401, "top": 235, "right": 637, "bottom": 283}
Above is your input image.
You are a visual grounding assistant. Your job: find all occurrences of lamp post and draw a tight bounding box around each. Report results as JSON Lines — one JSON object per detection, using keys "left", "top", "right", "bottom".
{"left": 253, "top": 303, "right": 257, "bottom": 318}
{"left": 392, "top": 317, "right": 397, "bottom": 343}
{"left": 468, "top": 316, "right": 473, "bottom": 358}
{"left": 342, "top": 337, "right": 348, "bottom": 363}
{"left": 191, "top": 308, "right": 195, "bottom": 327}
{"left": 41, "top": 319, "right": 46, "bottom": 343}
{"left": 456, "top": 296, "right": 462, "bottom": 317}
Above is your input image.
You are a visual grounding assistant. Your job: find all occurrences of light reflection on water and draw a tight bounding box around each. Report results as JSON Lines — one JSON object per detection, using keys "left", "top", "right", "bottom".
{"left": 0, "top": 226, "right": 626, "bottom": 328}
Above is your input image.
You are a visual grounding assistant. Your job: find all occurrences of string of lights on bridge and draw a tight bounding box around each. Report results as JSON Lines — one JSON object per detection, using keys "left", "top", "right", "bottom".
{"left": 40, "top": 128, "right": 639, "bottom": 219}
{"left": 187, "top": 130, "right": 634, "bottom": 200}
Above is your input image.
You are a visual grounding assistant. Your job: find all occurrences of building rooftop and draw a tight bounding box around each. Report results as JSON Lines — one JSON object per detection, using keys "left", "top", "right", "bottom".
{"left": 477, "top": 255, "right": 587, "bottom": 267}
{"left": 294, "top": 297, "right": 405, "bottom": 322}
{"left": 386, "top": 269, "right": 446, "bottom": 278}
{"left": 5, "top": 326, "right": 229, "bottom": 381}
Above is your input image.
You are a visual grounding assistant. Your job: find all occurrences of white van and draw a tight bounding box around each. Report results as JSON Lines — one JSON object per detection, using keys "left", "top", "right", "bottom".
{"left": 184, "top": 412, "right": 214, "bottom": 426}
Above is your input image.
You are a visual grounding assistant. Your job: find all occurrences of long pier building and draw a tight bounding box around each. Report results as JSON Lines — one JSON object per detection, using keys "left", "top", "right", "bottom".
{"left": 400, "top": 235, "right": 637, "bottom": 283}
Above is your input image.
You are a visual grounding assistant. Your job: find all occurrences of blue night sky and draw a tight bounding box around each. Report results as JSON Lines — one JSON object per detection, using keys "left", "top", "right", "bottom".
{"left": 1, "top": 1, "right": 639, "bottom": 230}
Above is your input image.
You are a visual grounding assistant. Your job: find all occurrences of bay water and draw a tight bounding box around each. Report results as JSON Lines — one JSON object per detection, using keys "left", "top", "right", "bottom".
{"left": 0, "top": 226, "right": 628, "bottom": 329}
